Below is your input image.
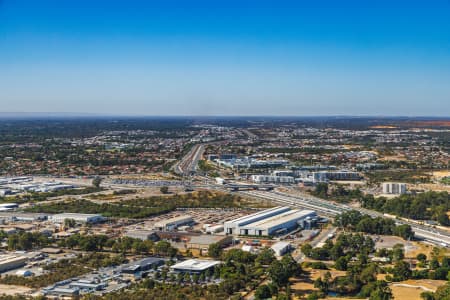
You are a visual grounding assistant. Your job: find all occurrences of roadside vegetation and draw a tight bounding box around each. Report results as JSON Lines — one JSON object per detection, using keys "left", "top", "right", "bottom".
{"left": 25, "top": 191, "right": 246, "bottom": 218}
{"left": 0, "top": 187, "right": 103, "bottom": 204}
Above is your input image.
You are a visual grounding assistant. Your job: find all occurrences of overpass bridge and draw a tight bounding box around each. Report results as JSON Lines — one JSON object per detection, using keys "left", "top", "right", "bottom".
{"left": 223, "top": 183, "right": 276, "bottom": 191}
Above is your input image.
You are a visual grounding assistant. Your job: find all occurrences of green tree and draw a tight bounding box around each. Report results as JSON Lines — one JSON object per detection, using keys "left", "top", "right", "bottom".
{"left": 335, "top": 256, "right": 349, "bottom": 271}
{"left": 92, "top": 176, "right": 102, "bottom": 188}
{"left": 255, "top": 285, "right": 272, "bottom": 300}
{"left": 416, "top": 253, "right": 427, "bottom": 262}
{"left": 208, "top": 243, "right": 223, "bottom": 259}
{"left": 64, "top": 218, "right": 76, "bottom": 228}
{"left": 256, "top": 248, "right": 276, "bottom": 265}
{"left": 392, "top": 260, "right": 411, "bottom": 281}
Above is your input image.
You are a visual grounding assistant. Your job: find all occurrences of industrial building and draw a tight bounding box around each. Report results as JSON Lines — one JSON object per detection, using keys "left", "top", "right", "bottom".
{"left": 153, "top": 215, "right": 193, "bottom": 231}
{"left": 170, "top": 259, "right": 221, "bottom": 274}
{"left": 238, "top": 209, "right": 317, "bottom": 236}
{"left": 123, "top": 230, "right": 160, "bottom": 242}
{"left": 0, "top": 203, "right": 19, "bottom": 212}
{"left": 225, "top": 207, "right": 317, "bottom": 237}
{"left": 120, "top": 257, "right": 165, "bottom": 274}
{"left": 382, "top": 182, "right": 407, "bottom": 195}
{"left": 0, "top": 254, "right": 28, "bottom": 273}
{"left": 271, "top": 242, "right": 292, "bottom": 257}
{"left": 224, "top": 206, "right": 291, "bottom": 235}
{"left": 49, "top": 213, "right": 105, "bottom": 224}
{"left": 186, "top": 235, "right": 232, "bottom": 252}
{"left": 0, "top": 212, "right": 48, "bottom": 222}
{"left": 204, "top": 224, "right": 224, "bottom": 234}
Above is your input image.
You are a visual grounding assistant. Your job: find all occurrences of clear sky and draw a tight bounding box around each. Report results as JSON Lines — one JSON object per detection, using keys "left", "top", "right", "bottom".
{"left": 1, "top": 0, "right": 449, "bottom": 116}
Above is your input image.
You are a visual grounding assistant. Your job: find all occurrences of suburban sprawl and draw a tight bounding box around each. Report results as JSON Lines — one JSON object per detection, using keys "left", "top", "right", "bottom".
{"left": 0, "top": 117, "right": 450, "bottom": 300}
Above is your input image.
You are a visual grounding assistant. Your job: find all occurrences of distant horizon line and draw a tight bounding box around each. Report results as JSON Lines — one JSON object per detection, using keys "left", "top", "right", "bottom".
{"left": 0, "top": 112, "right": 449, "bottom": 119}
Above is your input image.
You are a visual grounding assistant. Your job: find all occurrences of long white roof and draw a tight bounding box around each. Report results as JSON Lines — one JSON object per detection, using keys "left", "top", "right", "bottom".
{"left": 225, "top": 206, "right": 290, "bottom": 226}
{"left": 242, "top": 210, "right": 316, "bottom": 230}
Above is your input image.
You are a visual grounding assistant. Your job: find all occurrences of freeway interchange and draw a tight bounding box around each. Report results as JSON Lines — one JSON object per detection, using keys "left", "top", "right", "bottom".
{"left": 173, "top": 142, "right": 450, "bottom": 248}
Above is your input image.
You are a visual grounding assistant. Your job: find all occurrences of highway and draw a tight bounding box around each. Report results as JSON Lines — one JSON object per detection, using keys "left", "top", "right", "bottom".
{"left": 173, "top": 144, "right": 205, "bottom": 176}
{"left": 239, "top": 189, "right": 450, "bottom": 247}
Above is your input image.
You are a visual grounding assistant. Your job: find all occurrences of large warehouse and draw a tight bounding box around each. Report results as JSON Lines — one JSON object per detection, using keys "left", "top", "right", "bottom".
{"left": 224, "top": 206, "right": 291, "bottom": 235}
{"left": 225, "top": 207, "right": 317, "bottom": 237}
{"left": 49, "top": 213, "right": 105, "bottom": 224}
{"left": 0, "top": 255, "right": 28, "bottom": 273}
{"left": 153, "top": 215, "right": 193, "bottom": 231}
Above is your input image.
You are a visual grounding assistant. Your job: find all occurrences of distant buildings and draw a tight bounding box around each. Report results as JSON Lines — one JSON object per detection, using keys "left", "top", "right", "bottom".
{"left": 0, "top": 177, "right": 75, "bottom": 193}
{"left": 214, "top": 156, "right": 288, "bottom": 169}
{"left": 251, "top": 175, "right": 295, "bottom": 184}
{"left": 312, "top": 171, "right": 361, "bottom": 183}
{"left": 382, "top": 182, "right": 407, "bottom": 195}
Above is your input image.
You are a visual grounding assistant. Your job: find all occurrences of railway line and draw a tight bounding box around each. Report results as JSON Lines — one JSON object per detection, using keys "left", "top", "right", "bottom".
{"left": 239, "top": 189, "right": 450, "bottom": 247}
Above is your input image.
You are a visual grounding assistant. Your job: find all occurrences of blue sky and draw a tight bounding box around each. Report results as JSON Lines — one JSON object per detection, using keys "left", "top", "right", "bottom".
{"left": 1, "top": 0, "right": 449, "bottom": 116}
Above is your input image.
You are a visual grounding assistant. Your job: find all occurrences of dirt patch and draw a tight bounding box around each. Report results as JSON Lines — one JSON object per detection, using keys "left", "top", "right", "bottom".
{"left": 391, "top": 280, "right": 445, "bottom": 300}
{"left": 0, "top": 284, "right": 33, "bottom": 296}
{"left": 290, "top": 268, "right": 347, "bottom": 298}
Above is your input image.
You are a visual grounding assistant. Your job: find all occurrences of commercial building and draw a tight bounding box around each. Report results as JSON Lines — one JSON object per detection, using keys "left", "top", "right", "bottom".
{"left": 170, "top": 259, "right": 221, "bottom": 274}
{"left": 312, "top": 171, "right": 360, "bottom": 183}
{"left": 382, "top": 182, "right": 407, "bottom": 195}
{"left": 251, "top": 175, "right": 295, "bottom": 184}
{"left": 0, "top": 254, "right": 28, "bottom": 273}
{"left": 216, "top": 157, "right": 289, "bottom": 170}
{"left": 224, "top": 206, "right": 291, "bottom": 235}
{"left": 272, "top": 170, "right": 295, "bottom": 177}
{"left": 271, "top": 242, "right": 292, "bottom": 257}
{"left": 69, "top": 279, "right": 107, "bottom": 292}
{"left": 153, "top": 215, "right": 193, "bottom": 231}
{"left": 238, "top": 209, "right": 317, "bottom": 236}
{"left": 49, "top": 213, "right": 106, "bottom": 224}
{"left": 120, "top": 257, "right": 165, "bottom": 274}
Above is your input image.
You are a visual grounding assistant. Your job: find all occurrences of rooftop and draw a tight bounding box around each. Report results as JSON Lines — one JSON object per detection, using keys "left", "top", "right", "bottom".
{"left": 171, "top": 259, "right": 221, "bottom": 271}
{"left": 154, "top": 215, "right": 192, "bottom": 226}
{"left": 225, "top": 206, "right": 290, "bottom": 225}
{"left": 243, "top": 210, "right": 316, "bottom": 230}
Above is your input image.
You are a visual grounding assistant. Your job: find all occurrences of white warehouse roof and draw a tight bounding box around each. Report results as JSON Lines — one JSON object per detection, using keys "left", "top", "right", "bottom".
{"left": 171, "top": 259, "right": 221, "bottom": 272}
{"left": 244, "top": 210, "right": 316, "bottom": 230}
{"left": 225, "top": 206, "right": 290, "bottom": 227}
